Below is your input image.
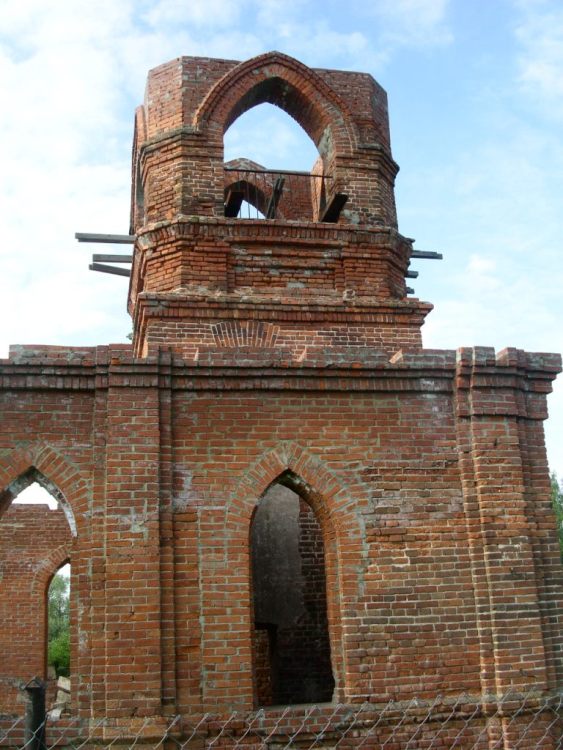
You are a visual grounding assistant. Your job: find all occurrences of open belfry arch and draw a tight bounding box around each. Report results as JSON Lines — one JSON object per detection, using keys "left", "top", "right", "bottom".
{"left": 0, "top": 52, "right": 561, "bottom": 748}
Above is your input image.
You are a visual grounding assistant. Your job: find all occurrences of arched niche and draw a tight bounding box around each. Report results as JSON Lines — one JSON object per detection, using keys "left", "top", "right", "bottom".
{"left": 224, "top": 177, "right": 269, "bottom": 219}
{"left": 250, "top": 471, "right": 335, "bottom": 705}
{"left": 200, "top": 444, "right": 366, "bottom": 709}
{"left": 224, "top": 157, "right": 322, "bottom": 222}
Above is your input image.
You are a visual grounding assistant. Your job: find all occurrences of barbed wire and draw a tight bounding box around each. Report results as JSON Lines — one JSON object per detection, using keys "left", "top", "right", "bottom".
{"left": 1, "top": 688, "right": 561, "bottom": 750}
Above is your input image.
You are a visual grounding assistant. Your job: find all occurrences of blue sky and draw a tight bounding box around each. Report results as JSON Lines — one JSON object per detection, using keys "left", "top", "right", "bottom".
{"left": 0, "top": 0, "right": 562, "bottom": 475}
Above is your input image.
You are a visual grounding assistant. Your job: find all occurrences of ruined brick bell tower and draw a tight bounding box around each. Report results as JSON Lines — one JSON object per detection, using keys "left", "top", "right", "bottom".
{"left": 0, "top": 52, "right": 561, "bottom": 749}
{"left": 128, "top": 52, "right": 431, "bottom": 358}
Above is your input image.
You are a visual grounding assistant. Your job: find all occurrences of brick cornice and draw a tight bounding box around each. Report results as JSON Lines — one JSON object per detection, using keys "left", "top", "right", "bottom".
{"left": 454, "top": 346, "right": 561, "bottom": 419}
{"left": 1, "top": 346, "right": 558, "bottom": 412}
{"left": 135, "top": 216, "right": 409, "bottom": 249}
{"left": 134, "top": 290, "right": 431, "bottom": 317}
{"left": 129, "top": 218, "right": 417, "bottom": 318}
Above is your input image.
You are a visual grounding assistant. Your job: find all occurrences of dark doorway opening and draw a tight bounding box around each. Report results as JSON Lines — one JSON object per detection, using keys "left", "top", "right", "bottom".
{"left": 251, "top": 480, "right": 334, "bottom": 705}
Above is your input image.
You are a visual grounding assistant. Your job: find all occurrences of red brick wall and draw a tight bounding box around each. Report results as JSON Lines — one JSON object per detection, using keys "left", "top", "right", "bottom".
{"left": 0, "top": 344, "right": 559, "bottom": 724}
{"left": 0, "top": 342, "right": 560, "bottom": 750}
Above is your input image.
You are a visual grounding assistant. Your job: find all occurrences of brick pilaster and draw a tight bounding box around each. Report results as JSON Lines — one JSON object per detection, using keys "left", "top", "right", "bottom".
{"left": 102, "top": 355, "right": 162, "bottom": 718}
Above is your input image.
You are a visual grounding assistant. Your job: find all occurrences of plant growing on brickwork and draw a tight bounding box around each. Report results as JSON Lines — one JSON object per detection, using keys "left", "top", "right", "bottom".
{"left": 48, "top": 571, "right": 70, "bottom": 677}
{"left": 551, "top": 472, "right": 563, "bottom": 560}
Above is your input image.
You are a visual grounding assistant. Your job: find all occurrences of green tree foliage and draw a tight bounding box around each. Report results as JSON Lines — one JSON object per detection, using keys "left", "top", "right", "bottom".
{"left": 48, "top": 571, "right": 70, "bottom": 677}
{"left": 551, "top": 473, "right": 563, "bottom": 561}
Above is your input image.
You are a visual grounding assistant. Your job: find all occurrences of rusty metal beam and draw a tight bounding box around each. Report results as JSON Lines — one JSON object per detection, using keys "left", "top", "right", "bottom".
{"left": 89, "top": 263, "right": 131, "bottom": 277}
{"left": 76, "top": 233, "right": 135, "bottom": 244}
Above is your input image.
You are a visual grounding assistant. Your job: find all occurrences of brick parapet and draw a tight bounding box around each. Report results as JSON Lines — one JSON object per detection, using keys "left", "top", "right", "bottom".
{"left": 1, "top": 345, "right": 559, "bottom": 404}
{"left": 129, "top": 215, "right": 412, "bottom": 298}
{"left": 455, "top": 346, "right": 561, "bottom": 419}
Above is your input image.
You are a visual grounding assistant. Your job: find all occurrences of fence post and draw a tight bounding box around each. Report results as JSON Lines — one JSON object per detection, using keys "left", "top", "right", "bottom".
{"left": 23, "top": 677, "right": 46, "bottom": 750}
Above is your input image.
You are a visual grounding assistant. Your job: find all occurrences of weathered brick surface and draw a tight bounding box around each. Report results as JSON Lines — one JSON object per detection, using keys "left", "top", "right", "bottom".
{"left": 0, "top": 347, "right": 560, "bottom": 729}
{"left": 0, "top": 52, "right": 561, "bottom": 748}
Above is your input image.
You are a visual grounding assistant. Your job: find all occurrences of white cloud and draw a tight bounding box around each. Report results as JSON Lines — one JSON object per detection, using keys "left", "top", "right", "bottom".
{"left": 258, "top": 0, "right": 453, "bottom": 72}
{"left": 514, "top": 1, "right": 563, "bottom": 119}
{"left": 0, "top": 1, "right": 134, "bottom": 53}
{"left": 466, "top": 255, "right": 496, "bottom": 275}
{"left": 255, "top": 0, "right": 307, "bottom": 30}
{"left": 142, "top": 0, "right": 241, "bottom": 28}
{"left": 292, "top": 25, "right": 375, "bottom": 69}
{"left": 369, "top": 0, "right": 453, "bottom": 50}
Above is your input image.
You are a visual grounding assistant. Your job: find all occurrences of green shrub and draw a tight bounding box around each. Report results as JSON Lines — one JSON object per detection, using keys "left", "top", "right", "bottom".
{"left": 48, "top": 631, "right": 70, "bottom": 677}
{"left": 47, "top": 571, "right": 70, "bottom": 677}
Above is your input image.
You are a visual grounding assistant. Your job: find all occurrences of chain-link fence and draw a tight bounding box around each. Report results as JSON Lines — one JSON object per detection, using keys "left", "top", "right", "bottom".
{"left": 1, "top": 689, "right": 561, "bottom": 750}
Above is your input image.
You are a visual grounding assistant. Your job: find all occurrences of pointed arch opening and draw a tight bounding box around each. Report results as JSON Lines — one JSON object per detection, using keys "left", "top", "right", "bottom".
{"left": 197, "top": 53, "right": 356, "bottom": 156}
{"left": 224, "top": 106, "right": 319, "bottom": 172}
{"left": 250, "top": 470, "right": 335, "bottom": 706}
{"left": 223, "top": 105, "right": 329, "bottom": 222}
{"left": 0, "top": 467, "right": 75, "bottom": 715}
{"left": 1, "top": 466, "right": 77, "bottom": 536}
{"left": 224, "top": 176, "right": 269, "bottom": 220}
{"left": 206, "top": 52, "right": 354, "bottom": 223}
{"left": 223, "top": 76, "right": 332, "bottom": 150}
{"left": 46, "top": 561, "right": 71, "bottom": 714}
